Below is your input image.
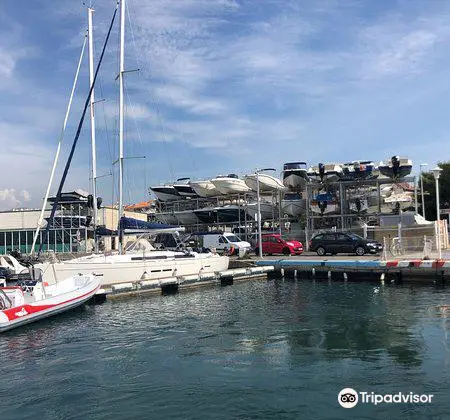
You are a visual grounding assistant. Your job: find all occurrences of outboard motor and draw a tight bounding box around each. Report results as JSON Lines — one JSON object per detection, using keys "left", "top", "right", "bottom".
{"left": 318, "top": 199, "right": 328, "bottom": 215}
{"left": 355, "top": 198, "right": 362, "bottom": 213}
{"left": 318, "top": 163, "right": 325, "bottom": 182}
{"left": 391, "top": 156, "right": 400, "bottom": 177}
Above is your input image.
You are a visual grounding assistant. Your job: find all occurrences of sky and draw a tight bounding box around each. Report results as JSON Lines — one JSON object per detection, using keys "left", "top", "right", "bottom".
{"left": 1, "top": 0, "right": 450, "bottom": 210}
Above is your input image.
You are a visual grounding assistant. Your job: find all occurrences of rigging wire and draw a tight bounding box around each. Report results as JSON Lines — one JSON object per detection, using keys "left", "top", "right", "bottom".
{"left": 38, "top": 3, "right": 119, "bottom": 256}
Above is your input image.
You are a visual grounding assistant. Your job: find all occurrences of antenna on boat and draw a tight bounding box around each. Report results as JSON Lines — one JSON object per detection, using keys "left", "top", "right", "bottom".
{"left": 30, "top": 32, "right": 88, "bottom": 256}
{"left": 88, "top": 7, "right": 98, "bottom": 254}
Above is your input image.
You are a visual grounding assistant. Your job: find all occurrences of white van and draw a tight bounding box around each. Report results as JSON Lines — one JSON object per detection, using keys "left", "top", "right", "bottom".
{"left": 195, "top": 232, "right": 251, "bottom": 255}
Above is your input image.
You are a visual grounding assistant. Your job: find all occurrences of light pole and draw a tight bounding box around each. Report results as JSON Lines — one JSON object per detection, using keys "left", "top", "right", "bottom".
{"left": 420, "top": 163, "right": 428, "bottom": 219}
{"left": 256, "top": 168, "right": 276, "bottom": 258}
{"left": 432, "top": 166, "right": 442, "bottom": 259}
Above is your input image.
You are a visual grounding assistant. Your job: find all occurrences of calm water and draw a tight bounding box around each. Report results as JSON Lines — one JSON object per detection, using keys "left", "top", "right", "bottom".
{"left": 1, "top": 278, "right": 450, "bottom": 419}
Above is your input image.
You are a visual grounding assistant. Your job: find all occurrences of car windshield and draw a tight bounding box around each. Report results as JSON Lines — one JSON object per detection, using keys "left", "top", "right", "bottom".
{"left": 226, "top": 235, "right": 240, "bottom": 242}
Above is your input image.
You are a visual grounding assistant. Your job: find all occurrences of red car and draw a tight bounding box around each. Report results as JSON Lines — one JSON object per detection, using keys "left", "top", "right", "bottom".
{"left": 255, "top": 234, "right": 303, "bottom": 256}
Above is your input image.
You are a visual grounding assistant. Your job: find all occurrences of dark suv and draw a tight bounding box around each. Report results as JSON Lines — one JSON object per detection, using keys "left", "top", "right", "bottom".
{"left": 309, "top": 232, "right": 382, "bottom": 256}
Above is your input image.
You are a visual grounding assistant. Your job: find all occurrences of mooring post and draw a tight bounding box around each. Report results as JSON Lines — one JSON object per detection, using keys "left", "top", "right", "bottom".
{"left": 312, "top": 268, "right": 316, "bottom": 278}
{"left": 343, "top": 272, "right": 348, "bottom": 281}
{"left": 380, "top": 272, "right": 385, "bottom": 285}
{"left": 280, "top": 268, "right": 285, "bottom": 277}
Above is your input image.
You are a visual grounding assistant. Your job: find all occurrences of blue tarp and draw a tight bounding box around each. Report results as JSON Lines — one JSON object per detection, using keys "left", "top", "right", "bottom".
{"left": 119, "top": 217, "right": 177, "bottom": 231}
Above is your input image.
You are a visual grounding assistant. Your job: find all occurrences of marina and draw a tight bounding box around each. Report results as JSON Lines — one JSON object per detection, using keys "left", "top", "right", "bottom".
{"left": 1, "top": 0, "right": 450, "bottom": 418}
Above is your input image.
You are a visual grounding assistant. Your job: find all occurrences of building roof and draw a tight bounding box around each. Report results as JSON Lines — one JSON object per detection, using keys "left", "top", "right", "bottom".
{"left": 124, "top": 200, "right": 155, "bottom": 212}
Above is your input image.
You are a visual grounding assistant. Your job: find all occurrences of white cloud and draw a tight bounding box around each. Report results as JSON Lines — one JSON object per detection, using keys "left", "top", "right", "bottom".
{"left": 0, "top": 189, "right": 21, "bottom": 210}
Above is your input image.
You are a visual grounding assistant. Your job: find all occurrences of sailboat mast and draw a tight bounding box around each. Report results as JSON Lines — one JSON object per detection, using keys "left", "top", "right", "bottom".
{"left": 118, "top": 0, "right": 125, "bottom": 254}
{"left": 88, "top": 7, "right": 98, "bottom": 254}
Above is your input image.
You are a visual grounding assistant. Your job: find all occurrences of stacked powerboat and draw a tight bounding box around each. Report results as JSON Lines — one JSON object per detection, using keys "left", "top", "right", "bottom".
{"left": 210, "top": 174, "right": 252, "bottom": 194}
{"left": 282, "top": 162, "right": 309, "bottom": 189}
{"left": 189, "top": 179, "right": 221, "bottom": 197}
{"left": 378, "top": 156, "right": 412, "bottom": 179}
{"left": 307, "top": 163, "right": 343, "bottom": 183}
{"left": 244, "top": 173, "right": 286, "bottom": 192}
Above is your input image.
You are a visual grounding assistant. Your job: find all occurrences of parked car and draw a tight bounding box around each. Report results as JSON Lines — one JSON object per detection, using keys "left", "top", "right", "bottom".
{"left": 186, "top": 232, "right": 252, "bottom": 255}
{"left": 309, "top": 232, "right": 383, "bottom": 256}
{"left": 255, "top": 234, "right": 303, "bottom": 256}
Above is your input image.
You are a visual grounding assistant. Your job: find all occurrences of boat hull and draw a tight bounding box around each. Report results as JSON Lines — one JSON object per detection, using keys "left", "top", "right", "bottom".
{"left": 244, "top": 174, "right": 286, "bottom": 192}
{"left": 210, "top": 178, "right": 251, "bottom": 194}
{"left": 281, "top": 198, "right": 306, "bottom": 217}
{"left": 282, "top": 170, "right": 309, "bottom": 190}
{"left": 35, "top": 253, "right": 229, "bottom": 287}
{"left": 174, "top": 210, "right": 199, "bottom": 225}
{"left": 150, "top": 187, "right": 181, "bottom": 202}
{"left": 189, "top": 181, "right": 220, "bottom": 197}
{"left": 0, "top": 274, "right": 100, "bottom": 332}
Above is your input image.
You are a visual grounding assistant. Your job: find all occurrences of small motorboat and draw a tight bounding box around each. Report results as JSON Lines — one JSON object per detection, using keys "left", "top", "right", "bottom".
{"left": 342, "top": 160, "right": 377, "bottom": 180}
{"left": 310, "top": 192, "right": 339, "bottom": 215}
{"left": 244, "top": 173, "right": 286, "bottom": 193}
{"left": 154, "top": 211, "right": 179, "bottom": 225}
{"left": 149, "top": 185, "right": 181, "bottom": 202}
{"left": 173, "top": 209, "right": 199, "bottom": 225}
{"left": 189, "top": 179, "right": 221, "bottom": 197}
{"left": 245, "top": 201, "right": 277, "bottom": 221}
{"left": 281, "top": 192, "right": 306, "bottom": 217}
{"left": 307, "top": 163, "right": 343, "bottom": 183}
{"left": 378, "top": 156, "right": 412, "bottom": 179}
{"left": 0, "top": 273, "right": 100, "bottom": 333}
{"left": 210, "top": 174, "right": 251, "bottom": 195}
{"left": 282, "top": 162, "right": 309, "bottom": 190}
{"left": 172, "top": 178, "right": 198, "bottom": 198}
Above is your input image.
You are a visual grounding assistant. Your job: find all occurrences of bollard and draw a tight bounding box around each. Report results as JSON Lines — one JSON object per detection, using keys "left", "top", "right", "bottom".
{"left": 280, "top": 268, "right": 285, "bottom": 277}
{"left": 343, "top": 273, "right": 348, "bottom": 281}
{"left": 312, "top": 268, "right": 316, "bottom": 278}
{"left": 380, "top": 273, "right": 385, "bottom": 285}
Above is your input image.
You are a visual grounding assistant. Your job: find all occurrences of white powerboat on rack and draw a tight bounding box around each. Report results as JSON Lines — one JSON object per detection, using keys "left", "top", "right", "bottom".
{"left": 210, "top": 174, "right": 251, "bottom": 195}
{"left": 0, "top": 273, "right": 100, "bottom": 332}
{"left": 307, "top": 163, "right": 343, "bottom": 183}
{"left": 244, "top": 173, "right": 286, "bottom": 193}
{"left": 189, "top": 179, "right": 221, "bottom": 197}
{"left": 282, "top": 162, "right": 309, "bottom": 190}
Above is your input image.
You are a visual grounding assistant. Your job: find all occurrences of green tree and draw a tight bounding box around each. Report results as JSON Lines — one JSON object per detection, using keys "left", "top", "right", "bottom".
{"left": 421, "top": 161, "right": 450, "bottom": 220}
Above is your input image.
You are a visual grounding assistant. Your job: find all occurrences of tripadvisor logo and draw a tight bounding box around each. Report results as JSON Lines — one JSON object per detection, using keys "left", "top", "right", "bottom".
{"left": 338, "top": 389, "right": 434, "bottom": 408}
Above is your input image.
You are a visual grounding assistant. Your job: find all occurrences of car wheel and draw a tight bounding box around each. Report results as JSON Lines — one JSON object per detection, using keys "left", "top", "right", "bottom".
{"left": 282, "top": 247, "right": 291, "bottom": 256}
{"left": 316, "top": 246, "right": 326, "bottom": 256}
{"left": 355, "top": 246, "right": 365, "bottom": 256}
{"left": 254, "top": 248, "right": 259, "bottom": 255}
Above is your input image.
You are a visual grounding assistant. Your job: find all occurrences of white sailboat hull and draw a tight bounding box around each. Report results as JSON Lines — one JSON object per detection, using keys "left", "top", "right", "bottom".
{"left": 35, "top": 252, "right": 229, "bottom": 287}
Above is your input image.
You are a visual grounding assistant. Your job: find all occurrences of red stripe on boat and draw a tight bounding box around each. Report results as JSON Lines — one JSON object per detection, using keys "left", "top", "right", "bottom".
{"left": 386, "top": 261, "right": 399, "bottom": 267}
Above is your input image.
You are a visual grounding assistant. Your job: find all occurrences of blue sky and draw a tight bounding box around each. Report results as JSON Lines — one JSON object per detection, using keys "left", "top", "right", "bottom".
{"left": 1, "top": 0, "right": 450, "bottom": 209}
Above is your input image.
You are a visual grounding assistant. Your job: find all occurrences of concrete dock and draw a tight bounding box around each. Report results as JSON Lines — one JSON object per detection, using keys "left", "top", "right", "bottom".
{"left": 99, "top": 266, "right": 275, "bottom": 300}
{"left": 249, "top": 254, "right": 450, "bottom": 284}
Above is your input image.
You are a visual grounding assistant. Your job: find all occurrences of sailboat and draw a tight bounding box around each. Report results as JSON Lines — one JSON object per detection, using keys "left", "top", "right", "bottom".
{"left": 32, "top": 1, "right": 229, "bottom": 287}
